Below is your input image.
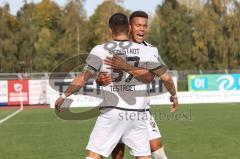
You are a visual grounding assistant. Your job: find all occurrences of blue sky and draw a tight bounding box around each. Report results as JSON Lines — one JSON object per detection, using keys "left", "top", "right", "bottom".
{"left": 0, "top": 0, "right": 163, "bottom": 17}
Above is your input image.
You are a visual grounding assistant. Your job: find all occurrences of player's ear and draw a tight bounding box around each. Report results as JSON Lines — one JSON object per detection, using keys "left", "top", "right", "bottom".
{"left": 129, "top": 25, "right": 131, "bottom": 33}
{"left": 127, "top": 25, "right": 131, "bottom": 39}
{"left": 108, "top": 28, "right": 112, "bottom": 36}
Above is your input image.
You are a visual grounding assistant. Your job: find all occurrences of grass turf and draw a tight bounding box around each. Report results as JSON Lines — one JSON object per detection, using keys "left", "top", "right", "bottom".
{"left": 0, "top": 103, "right": 240, "bottom": 159}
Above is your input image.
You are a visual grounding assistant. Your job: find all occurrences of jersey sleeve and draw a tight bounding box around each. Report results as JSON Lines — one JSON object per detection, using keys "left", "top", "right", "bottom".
{"left": 147, "top": 47, "right": 168, "bottom": 73}
{"left": 84, "top": 46, "right": 103, "bottom": 75}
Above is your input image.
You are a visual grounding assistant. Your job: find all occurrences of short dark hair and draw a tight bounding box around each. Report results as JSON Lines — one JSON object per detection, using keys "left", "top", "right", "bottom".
{"left": 109, "top": 13, "right": 129, "bottom": 35}
{"left": 129, "top": 11, "right": 148, "bottom": 23}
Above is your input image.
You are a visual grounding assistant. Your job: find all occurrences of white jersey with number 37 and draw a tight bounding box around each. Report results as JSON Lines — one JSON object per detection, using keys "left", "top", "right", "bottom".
{"left": 86, "top": 40, "right": 163, "bottom": 110}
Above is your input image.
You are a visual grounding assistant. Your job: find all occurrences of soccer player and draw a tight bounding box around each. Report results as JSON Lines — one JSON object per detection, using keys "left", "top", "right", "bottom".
{"left": 96, "top": 11, "right": 178, "bottom": 159}
{"left": 55, "top": 13, "right": 155, "bottom": 159}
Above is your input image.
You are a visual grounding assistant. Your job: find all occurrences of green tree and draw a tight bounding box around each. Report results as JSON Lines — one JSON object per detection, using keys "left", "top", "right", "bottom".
{"left": 86, "top": 0, "right": 129, "bottom": 51}
{"left": 148, "top": 0, "right": 195, "bottom": 70}
{"left": 0, "top": 4, "right": 18, "bottom": 72}
{"left": 34, "top": 0, "right": 62, "bottom": 30}
{"left": 203, "top": 0, "right": 240, "bottom": 69}
{"left": 149, "top": 0, "right": 240, "bottom": 70}
{"left": 33, "top": 0, "right": 62, "bottom": 71}
{"left": 33, "top": 27, "right": 58, "bottom": 71}
{"left": 56, "top": 0, "right": 88, "bottom": 72}
{"left": 190, "top": 3, "right": 222, "bottom": 70}
{"left": 216, "top": 0, "right": 240, "bottom": 69}
{"left": 16, "top": 2, "right": 38, "bottom": 72}
{"left": 233, "top": 1, "right": 240, "bottom": 67}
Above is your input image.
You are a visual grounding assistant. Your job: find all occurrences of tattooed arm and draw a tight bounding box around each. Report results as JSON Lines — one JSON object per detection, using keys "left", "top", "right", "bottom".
{"left": 150, "top": 66, "right": 178, "bottom": 112}
{"left": 55, "top": 70, "right": 93, "bottom": 111}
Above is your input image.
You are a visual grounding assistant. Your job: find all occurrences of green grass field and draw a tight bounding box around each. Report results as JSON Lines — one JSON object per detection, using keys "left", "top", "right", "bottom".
{"left": 0, "top": 103, "right": 240, "bottom": 159}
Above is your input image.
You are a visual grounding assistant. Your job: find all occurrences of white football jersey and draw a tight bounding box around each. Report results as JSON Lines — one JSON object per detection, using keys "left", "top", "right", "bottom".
{"left": 86, "top": 40, "right": 164, "bottom": 110}
{"left": 143, "top": 41, "right": 166, "bottom": 69}
{"left": 142, "top": 41, "right": 167, "bottom": 109}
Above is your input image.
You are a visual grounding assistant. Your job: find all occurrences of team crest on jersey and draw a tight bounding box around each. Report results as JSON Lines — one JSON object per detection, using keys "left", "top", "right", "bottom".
{"left": 150, "top": 121, "right": 156, "bottom": 128}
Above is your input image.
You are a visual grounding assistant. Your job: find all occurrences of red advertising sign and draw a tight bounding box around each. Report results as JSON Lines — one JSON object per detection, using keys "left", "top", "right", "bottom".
{"left": 8, "top": 80, "right": 29, "bottom": 105}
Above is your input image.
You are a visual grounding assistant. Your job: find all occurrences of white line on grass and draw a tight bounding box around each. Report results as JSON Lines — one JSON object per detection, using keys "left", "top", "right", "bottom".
{"left": 0, "top": 107, "right": 23, "bottom": 124}
{"left": 0, "top": 90, "right": 24, "bottom": 124}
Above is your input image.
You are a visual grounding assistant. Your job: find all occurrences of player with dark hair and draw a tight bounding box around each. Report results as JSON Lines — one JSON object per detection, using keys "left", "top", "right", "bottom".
{"left": 55, "top": 13, "right": 154, "bottom": 159}
{"left": 97, "top": 11, "right": 178, "bottom": 159}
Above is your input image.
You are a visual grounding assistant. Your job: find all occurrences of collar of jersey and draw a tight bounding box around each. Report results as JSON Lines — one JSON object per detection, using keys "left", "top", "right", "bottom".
{"left": 112, "top": 39, "right": 129, "bottom": 42}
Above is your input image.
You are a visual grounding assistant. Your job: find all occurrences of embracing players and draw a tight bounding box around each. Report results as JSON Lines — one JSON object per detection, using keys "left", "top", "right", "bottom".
{"left": 55, "top": 13, "right": 161, "bottom": 159}
{"left": 96, "top": 11, "right": 178, "bottom": 159}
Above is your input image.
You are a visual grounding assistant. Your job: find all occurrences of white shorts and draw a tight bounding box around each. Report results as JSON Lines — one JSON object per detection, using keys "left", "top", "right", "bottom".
{"left": 86, "top": 108, "right": 151, "bottom": 157}
{"left": 146, "top": 111, "right": 161, "bottom": 140}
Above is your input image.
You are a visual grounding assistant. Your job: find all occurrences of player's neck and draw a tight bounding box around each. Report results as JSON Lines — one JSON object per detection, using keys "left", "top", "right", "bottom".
{"left": 112, "top": 34, "right": 129, "bottom": 41}
{"left": 129, "top": 37, "right": 144, "bottom": 44}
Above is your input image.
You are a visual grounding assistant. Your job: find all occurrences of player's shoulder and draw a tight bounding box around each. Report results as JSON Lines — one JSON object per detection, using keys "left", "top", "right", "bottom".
{"left": 142, "top": 41, "right": 155, "bottom": 48}
{"left": 131, "top": 41, "right": 145, "bottom": 47}
{"left": 142, "top": 41, "right": 159, "bottom": 54}
{"left": 92, "top": 44, "right": 105, "bottom": 50}
{"left": 90, "top": 44, "right": 107, "bottom": 54}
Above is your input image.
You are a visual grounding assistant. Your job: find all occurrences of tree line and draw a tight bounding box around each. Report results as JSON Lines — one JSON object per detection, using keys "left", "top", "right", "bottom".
{"left": 0, "top": 0, "right": 240, "bottom": 73}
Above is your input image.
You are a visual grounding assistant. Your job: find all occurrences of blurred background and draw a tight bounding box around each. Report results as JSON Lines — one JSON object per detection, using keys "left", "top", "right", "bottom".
{"left": 1, "top": 1, "right": 240, "bottom": 159}
{"left": 0, "top": 0, "right": 240, "bottom": 91}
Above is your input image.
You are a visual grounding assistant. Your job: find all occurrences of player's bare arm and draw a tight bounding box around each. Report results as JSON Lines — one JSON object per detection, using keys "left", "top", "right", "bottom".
{"left": 104, "top": 55, "right": 154, "bottom": 83}
{"left": 161, "top": 73, "right": 178, "bottom": 112}
{"left": 55, "top": 70, "right": 93, "bottom": 111}
{"left": 151, "top": 66, "right": 178, "bottom": 112}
